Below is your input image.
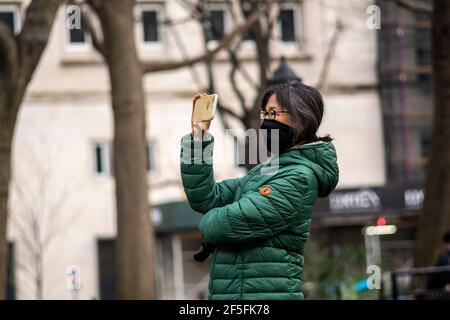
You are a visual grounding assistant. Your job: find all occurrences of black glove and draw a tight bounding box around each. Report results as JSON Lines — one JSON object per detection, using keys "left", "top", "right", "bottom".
{"left": 193, "top": 241, "right": 216, "bottom": 262}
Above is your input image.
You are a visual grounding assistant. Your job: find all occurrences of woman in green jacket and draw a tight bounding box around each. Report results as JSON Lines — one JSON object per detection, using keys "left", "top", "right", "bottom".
{"left": 180, "top": 81, "right": 339, "bottom": 300}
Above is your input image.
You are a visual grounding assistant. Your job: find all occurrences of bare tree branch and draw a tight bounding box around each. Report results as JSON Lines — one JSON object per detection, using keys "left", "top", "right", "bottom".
{"left": 387, "top": 0, "right": 432, "bottom": 14}
{"left": 226, "top": 9, "right": 259, "bottom": 90}
{"left": 228, "top": 50, "right": 249, "bottom": 114}
{"left": 160, "top": 15, "right": 195, "bottom": 27}
{"left": 218, "top": 101, "right": 244, "bottom": 122}
{"left": 167, "top": 21, "right": 203, "bottom": 91}
{"left": 194, "top": 0, "right": 249, "bottom": 126}
{"left": 9, "top": 139, "right": 80, "bottom": 299}
{"left": 82, "top": 9, "right": 105, "bottom": 57}
{"left": 142, "top": 0, "right": 278, "bottom": 73}
{"left": 176, "top": 0, "right": 202, "bottom": 19}
{"left": 239, "top": 0, "right": 271, "bottom": 87}
{"left": 16, "top": 286, "right": 33, "bottom": 300}
{"left": 149, "top": 179, "right": 182, "bottom": 188}
{"left": 70, "top": 0, "right": 106, "bottom": 57}
{"left": 316, "top": 20, "right": 345, "bottom": 91}
{"left": 266, "top": 1, "right": 278, "bottom": 32}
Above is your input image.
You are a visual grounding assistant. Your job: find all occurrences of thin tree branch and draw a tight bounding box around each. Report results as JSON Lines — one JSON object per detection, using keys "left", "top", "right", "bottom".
{"left": 266, "top": 2, "right": 278, "bottom": 32}
{"left": 167, "top": 21, "right": 203, "bottom": 91}
{"left": 142, "top": 0, "right": 278, "bottom": 73}
{"left": 10, "top": 221, "right": 38, "bottom": 261}
{"left": 160, "top": 16, "right": 195, "bottom": 27}
{"left": 15, "top": 261, "right": 38, "bottom": 282}
{"left": 228, "top": 49, "right": 248, "bottom": 115}
{"left": 82, "top": 7, "right": 105, "bottom": 57}
{"left": 176, "top": 0, "right": 202, "bottom": 19}
{"left": 316, "top": 20, "right": 345, "bottom": 90}
{"left": 387, "top": 0, "right": 432, "bottom": 14}
{"left": 226, "top": 7, "right": 259, "bottom": 90}
{"left": 218, "top": 102, "right": 243, "bottom": 122}
{"left": 196, "top": 0, "right": 248, "bottom": 125}
{"left": 149, "top": 180, "right": 182, "bottom": 188}
{"left": 70, "top": 0, "right": 106, "bottom": 57}
{"left": 15, "top": 281, "right": 35, "bottom": 300}
{"left": 237, "top": 63, "right": 258, "bottom": 90}
{"left": 238, "top": 0, "right": 270, "bottom": 86}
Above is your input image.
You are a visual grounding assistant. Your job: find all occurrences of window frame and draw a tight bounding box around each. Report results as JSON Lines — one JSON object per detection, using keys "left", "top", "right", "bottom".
{"left": 91, "top": 140, "right": 156, "bottom": 177}
{"left": 92, "top": 141, "right": 112, "bottom": 177}
{"left": 138, "top": 2, "right": 165, "bottom": 50}
{"left": 205, "top": 3, "right": 231, "bottom": 49}
{"left": 276, "top": 2, "right": 302, "bottom": 44}
{"left": 0, "top": 4, "right": 21, "bottom": 35}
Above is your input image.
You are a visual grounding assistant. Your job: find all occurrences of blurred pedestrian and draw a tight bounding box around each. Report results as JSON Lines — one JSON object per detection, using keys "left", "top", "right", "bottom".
{"left": 426, "top": 230, "right": 450, "bottom": 291}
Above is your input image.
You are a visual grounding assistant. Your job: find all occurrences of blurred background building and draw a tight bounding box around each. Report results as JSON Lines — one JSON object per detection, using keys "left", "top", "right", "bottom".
{"left": 0, "top": 0, "right": 432, "bottom": 299}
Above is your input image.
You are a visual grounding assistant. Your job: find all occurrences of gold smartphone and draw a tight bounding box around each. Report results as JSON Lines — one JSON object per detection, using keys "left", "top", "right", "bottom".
{"left": 192, "top": 94, "right": 218, "bottom": 123}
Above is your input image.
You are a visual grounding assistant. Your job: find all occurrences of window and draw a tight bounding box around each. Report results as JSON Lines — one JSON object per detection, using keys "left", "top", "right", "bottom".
{"left": 142, "top": 8, "right": 159, "bottom": 43}
{"left": 277, "top": 3, "right": 300, "bottom": 43}
{"left": 92, "top": 141, "right": 156, "bottom": 176}
{"left": 205, "top": 4, "right": 230, "bottom": 43}
{"left": 0, "top": 5, "right": 20, "bottom": 35}
{"left": 143, "top": 10, "right": 158, "bottom": 42}
{"left": 93, "top": 142, "right": 111, "bottom": 176}
{"left": 69, "top": 26, "right": 88, "bottom": 44}
{"left": 139, "top": 4, "right": 164, "bottom": 47}
{"left": 207, "top": 9, "right": 225, "bottom": 41}
{"left": 66, "top": 5, "right": 91, "bottom": 50}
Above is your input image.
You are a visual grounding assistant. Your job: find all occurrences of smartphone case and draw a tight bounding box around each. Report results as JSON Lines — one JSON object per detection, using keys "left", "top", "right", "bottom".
{"left": 192, "top": 94, "right": 218, "bottom": 123}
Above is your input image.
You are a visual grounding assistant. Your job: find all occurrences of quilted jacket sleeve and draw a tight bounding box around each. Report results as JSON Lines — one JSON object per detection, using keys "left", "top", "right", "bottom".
{"left": 180, "top": 133, "right": 239, "bottom": 214}
{"left": 199, "top": 170, "right": 307, "bottom": 245}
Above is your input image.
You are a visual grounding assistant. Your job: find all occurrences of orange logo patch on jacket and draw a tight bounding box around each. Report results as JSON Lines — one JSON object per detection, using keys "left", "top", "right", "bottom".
{"left": 260, "top": 186, "right": 271, "bottom": 197}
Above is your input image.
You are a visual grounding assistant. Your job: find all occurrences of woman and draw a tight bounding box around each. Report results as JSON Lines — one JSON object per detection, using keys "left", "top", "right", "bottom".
{"left": 180, "top": 81, "right": 339, "bottom": 300}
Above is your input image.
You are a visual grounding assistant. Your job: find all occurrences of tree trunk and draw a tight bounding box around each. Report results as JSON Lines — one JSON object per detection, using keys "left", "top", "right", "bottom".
{"left": 414, "top": 0, "right": 450, "bottom": 267}
{"left": 89, "top": 0, "right": 155, "bottom": 299}
{"left": 0, "top": 0, "right": 61, "bottom": 299}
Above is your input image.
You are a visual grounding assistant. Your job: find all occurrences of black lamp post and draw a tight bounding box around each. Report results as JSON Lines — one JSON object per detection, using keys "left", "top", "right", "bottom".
{"left": 267, "top": 56, "right": 302, "bottom": 86}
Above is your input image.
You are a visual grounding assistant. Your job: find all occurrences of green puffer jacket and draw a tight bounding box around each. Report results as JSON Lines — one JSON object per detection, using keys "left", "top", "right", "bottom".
{"left": 180, "top": 133, "right": 339, "bottom": 300}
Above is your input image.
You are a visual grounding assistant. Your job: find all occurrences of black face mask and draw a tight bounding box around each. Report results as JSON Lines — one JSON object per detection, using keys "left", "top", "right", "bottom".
{"left": 260, "top": 119, "right": 299, "bottom": 154}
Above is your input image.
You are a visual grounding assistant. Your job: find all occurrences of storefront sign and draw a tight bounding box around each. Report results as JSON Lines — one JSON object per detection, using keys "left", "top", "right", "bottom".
{"left": 314, "top": 184, "right": 424, "bottom": 215}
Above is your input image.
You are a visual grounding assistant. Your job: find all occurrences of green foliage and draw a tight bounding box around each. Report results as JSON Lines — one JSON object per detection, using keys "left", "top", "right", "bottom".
{"left": 303, "top": 239, "right": 380, "bottom": 300}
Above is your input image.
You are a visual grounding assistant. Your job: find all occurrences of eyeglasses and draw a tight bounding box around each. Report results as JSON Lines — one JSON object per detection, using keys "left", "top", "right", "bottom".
{"left": 259, "top": 109, "right": 290, "bottom": 120}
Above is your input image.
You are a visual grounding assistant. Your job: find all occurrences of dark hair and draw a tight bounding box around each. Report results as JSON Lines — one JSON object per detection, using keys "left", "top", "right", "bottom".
{"left": 261, "top": 81, "right": 332, "bottom": 143}
{"left": 443, "top": 230, "right": 450, "bottom": 244}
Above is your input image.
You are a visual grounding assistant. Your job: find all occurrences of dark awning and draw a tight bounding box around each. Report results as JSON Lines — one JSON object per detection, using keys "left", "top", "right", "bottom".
{"left": 151, "top": 201, "right": 202, "bottom": 234}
